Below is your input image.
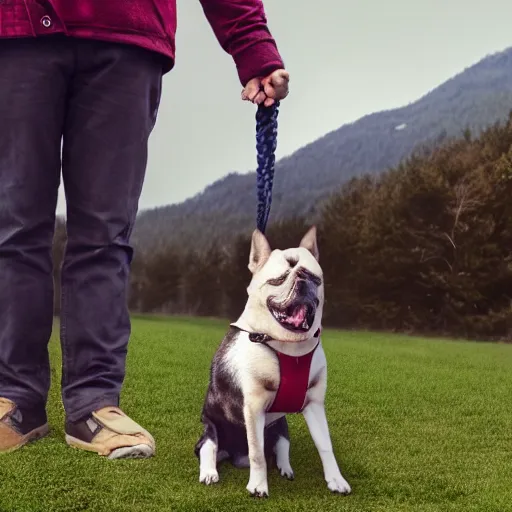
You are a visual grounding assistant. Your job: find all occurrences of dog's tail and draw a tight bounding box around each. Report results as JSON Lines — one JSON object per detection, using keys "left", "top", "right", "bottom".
{"left": 194, "top": 415, "right": 218, "bottom": 459}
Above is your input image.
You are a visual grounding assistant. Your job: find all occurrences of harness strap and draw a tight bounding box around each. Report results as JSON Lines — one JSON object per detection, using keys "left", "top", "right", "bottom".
{"left": 265, "top": 342, "right": 319, "bottom": 413}
{"left": 245, "top": 327, "right": 322, "bottom": 414}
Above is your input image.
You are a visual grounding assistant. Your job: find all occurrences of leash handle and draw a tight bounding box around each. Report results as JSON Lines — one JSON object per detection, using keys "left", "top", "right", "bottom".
{"left": 255, "top": 100, "right": 280, "bottom": 234}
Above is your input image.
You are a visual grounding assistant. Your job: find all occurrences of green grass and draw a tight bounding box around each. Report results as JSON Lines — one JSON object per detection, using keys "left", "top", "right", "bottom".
{"left": 1, "top": 316, "right": 511, "bottom": 512}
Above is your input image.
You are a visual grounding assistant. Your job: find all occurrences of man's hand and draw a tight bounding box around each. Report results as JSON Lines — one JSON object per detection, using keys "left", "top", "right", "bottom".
{"left": 241, "top": 69, "right": 289, "bottom": 107}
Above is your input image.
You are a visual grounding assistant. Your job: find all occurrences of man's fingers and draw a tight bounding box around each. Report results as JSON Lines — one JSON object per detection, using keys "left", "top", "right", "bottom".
{"left": 242, "top": 87, "right": 266, "bottom": 104}
{"left": 263, "top": 81, "right": 287, "bottom": 99}
{"left": 242, "top": 71, "right": 289, "bottom": 104}
{"left": 242, "top": 78, "right": 262, "bottom": 101}
{"left": 253, "top": 91, "right": 267, "bottom": 105}
{"left": 263, "top": 81, "right": 276, "bottom": 98}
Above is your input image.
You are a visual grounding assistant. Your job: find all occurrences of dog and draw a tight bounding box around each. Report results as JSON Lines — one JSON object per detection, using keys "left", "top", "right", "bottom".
{"left": 194, "top": 226, "right": 351, "bottom": 497}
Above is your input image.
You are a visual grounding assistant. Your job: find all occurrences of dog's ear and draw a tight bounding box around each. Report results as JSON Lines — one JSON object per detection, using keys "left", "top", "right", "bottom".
{"left": 248, "top": 229, "right": 272, "bottom": 274}
{"left": 299, "top": 226, "right": 319, "bottom": 261}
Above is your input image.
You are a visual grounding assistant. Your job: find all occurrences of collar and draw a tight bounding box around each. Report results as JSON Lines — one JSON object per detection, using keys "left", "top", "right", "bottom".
{"left": 244, "top": 326, "right": 322, "bottom": 344}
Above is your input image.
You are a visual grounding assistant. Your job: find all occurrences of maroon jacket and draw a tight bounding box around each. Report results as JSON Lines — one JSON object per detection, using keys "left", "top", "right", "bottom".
{"left": 0, "top": 0, "right": 284, "bottom": 85}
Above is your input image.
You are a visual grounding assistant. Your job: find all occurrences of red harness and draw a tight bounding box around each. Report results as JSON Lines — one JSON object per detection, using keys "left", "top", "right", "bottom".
{"left": 247, "top": 328, "right": 321, "bottom": 414}
{"left": 267, "top": 344, "right": 319, "bottom": 413}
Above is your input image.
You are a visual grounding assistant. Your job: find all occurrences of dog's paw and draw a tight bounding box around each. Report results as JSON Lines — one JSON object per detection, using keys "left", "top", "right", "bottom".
{"left": 327, "top": 475, "right": 351, "bottom": 495}
{"left": 199, "top": 469, "right": 219, "bottom": 485}
{"left": 246, "top": 479, "right": 269, "bottom": 498}
{"left": 248, "top": 488, "right": 269, "bottom": 498}
{"left": 277, "top": 463, "right": 294, "bottom": 480}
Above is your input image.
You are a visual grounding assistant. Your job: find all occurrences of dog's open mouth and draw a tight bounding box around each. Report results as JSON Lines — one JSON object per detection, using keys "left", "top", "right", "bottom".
{"left": 267, "top": 298, "right": 316, "bottom": 333}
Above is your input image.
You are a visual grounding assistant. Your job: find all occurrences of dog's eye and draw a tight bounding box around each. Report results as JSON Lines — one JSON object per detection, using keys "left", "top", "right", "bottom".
{"left": 267, "top": 272, "right": 288, "bottom": 286}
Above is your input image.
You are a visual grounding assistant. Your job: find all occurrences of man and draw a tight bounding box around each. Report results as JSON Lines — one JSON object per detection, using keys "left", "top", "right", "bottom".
{"left": 0, "top": 1, "right": 289, "bottom": 458}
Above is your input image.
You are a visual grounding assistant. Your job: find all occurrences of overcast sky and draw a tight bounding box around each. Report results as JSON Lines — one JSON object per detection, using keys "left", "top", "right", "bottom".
{"left": 56, "top": 0, "right": 512, "bottom": 215}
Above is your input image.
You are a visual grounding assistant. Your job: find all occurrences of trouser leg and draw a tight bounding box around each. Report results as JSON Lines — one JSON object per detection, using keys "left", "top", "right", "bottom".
{"left": 60, "top": 39, "right": 163, "bottom": 421}
{"left": 0, "top": 38, "right": 70, "bottom": 419}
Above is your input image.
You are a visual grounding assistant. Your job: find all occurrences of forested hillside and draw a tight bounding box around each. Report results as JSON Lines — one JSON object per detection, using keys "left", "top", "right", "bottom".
{"left": 132, "top": 46, "right": 512, "bottom": 252}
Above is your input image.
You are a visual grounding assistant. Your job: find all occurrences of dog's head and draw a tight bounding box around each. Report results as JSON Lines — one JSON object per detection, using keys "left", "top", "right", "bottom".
{"left": 239, "top": 226, "right": 323, "bottom": 343}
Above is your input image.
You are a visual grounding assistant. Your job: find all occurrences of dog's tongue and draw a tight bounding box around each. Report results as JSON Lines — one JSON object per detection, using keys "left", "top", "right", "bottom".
{"left": 288, "top": 305, "right": 307, "bottom": 327}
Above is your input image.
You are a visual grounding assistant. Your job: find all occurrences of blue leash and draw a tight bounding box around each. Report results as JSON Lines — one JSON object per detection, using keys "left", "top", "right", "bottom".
{"left": 255, "top": 100, "right": 280, "bottom": 234}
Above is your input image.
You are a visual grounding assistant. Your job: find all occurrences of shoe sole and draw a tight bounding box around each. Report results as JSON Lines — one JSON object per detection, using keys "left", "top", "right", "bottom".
{"left": 65, "top": 434, "right": 154, "bottom": 459}
{"left": 0, "top": 423, "right": 50, "bottom": 454}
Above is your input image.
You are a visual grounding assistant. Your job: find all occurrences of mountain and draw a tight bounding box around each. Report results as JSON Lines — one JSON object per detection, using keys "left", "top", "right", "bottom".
{"left": 132, "top": 46, "right": 512, "bottom": 252}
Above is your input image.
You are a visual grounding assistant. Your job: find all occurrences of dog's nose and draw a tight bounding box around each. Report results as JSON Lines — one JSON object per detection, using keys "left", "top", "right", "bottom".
{"left": 286, "top": 256, "right": 298, "bottom": 267}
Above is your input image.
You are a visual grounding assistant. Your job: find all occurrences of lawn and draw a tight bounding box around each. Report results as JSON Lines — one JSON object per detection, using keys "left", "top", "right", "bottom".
{"left": 1, "top": 316, "right": 511, "bottom": 512}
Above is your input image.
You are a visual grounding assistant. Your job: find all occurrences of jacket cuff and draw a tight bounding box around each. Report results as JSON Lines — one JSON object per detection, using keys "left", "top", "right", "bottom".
{"left": 233, "top": 40, "right": 285, "bottom": 86}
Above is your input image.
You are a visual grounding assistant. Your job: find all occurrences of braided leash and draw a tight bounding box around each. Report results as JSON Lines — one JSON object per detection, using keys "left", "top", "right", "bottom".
{"left": 255, "top": 100, "right": 280, "bottom": 234}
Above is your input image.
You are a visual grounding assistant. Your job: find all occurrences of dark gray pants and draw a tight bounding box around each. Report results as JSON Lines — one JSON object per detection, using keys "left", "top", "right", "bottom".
{"left": 0, "top": 36, "right": 163, "bottom": 422}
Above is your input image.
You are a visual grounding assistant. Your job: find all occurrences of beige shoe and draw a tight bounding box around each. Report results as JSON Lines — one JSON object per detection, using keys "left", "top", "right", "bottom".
{"left": 0, "top": 398, "right": 49, "bottom": 454}
{"left": 65, "top": 406, "right": 155, "bottom": 459}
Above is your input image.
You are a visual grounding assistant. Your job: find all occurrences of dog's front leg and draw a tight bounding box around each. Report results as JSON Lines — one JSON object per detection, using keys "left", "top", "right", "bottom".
{"left": 244, "top": 397, "right": 268, "bottom": 497}
{"left": 302, "top": 402, "right": 352, "bottom": 495}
